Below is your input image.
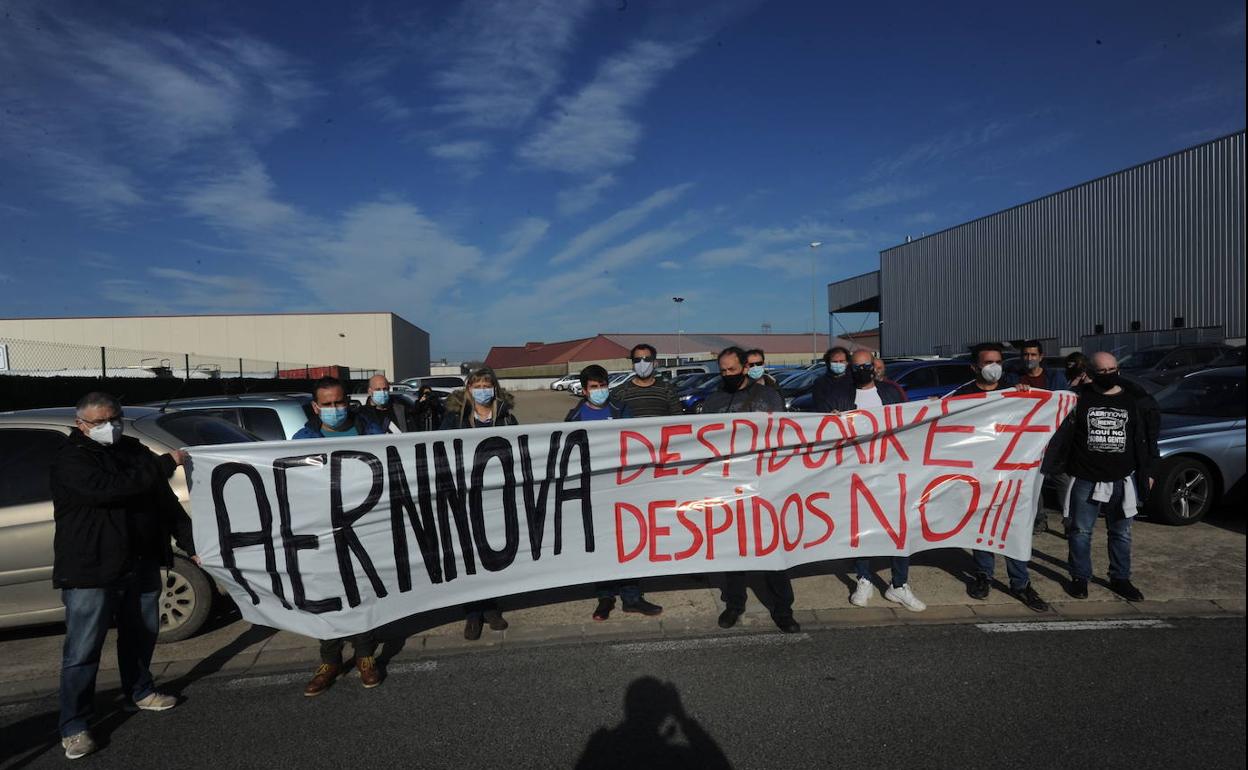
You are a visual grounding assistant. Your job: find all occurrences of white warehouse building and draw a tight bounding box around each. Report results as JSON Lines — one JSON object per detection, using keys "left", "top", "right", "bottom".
{"left": 0, "top": 311, "right": 430, "bottom": 381}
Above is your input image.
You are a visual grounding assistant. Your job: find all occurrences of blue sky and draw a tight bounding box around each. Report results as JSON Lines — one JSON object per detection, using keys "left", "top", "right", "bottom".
{"left": 1, "top": 0, "right": 1243, "bottom": 360}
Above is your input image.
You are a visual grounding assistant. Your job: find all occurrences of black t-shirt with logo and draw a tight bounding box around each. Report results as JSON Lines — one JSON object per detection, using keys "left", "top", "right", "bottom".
{"left": 1068, "top": 388, "right": 1138, "bottom": 481}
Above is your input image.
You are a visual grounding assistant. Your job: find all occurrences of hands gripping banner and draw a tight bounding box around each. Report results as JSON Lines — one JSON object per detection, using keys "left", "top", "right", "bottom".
{"left": 189, "top": 390, "right": 1076, "bottom": 638}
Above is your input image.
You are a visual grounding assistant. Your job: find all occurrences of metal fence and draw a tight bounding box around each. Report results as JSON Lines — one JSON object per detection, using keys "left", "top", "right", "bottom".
{"left": 0, "top": 337, "right": 381, "bottom": 380}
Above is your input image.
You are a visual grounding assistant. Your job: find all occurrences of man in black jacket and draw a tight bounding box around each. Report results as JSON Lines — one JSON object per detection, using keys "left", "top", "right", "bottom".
{"left": 358, "top": 374, "right": 410, "bottom": 433}
{"left": 702, "top": 347, "right": 798, "bottom": 634}
{"left": 51, "top": 392, "right": 196, "bottom": 760}
{"left": 811, "top": 345, "right": 854, "bottom": 412}
{"left": 1041, "top": 352, "right": 1158, "bottom": 602}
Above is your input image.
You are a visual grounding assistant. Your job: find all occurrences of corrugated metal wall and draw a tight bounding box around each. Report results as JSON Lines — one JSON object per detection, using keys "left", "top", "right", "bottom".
{"left": 828, "top": 271, "right": 880, "bottom": 312}
{"left": 879, "top": 131, "right": 1245, "bottom": 355}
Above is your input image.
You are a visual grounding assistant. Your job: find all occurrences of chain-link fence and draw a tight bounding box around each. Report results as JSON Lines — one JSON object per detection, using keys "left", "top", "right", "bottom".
{"left": 0, "top": 337, "right": 380, "bottom": 380}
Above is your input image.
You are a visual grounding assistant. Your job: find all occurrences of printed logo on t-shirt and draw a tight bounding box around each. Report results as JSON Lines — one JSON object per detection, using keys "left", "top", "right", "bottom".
{"left": 1086, "top": 406, "right": 1128, "bottom": 453}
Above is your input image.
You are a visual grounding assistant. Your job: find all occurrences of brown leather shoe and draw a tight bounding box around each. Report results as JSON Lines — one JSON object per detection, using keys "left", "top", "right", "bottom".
{"left": 304, "top": 663, "right": 341, "bottom": 697}
{"left": 357, "top": 656, "right": 382, "bottom": 688}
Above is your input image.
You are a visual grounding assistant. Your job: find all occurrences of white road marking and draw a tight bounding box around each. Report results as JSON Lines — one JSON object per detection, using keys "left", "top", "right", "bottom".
{"left": 611, "top": 633, "right": 809, "bottom": 653}
{"left": 223, "top": 660, "right": 437, "bottom": 689}
{"left": 976, "top": 619, "right": 1174, "bottom": 633}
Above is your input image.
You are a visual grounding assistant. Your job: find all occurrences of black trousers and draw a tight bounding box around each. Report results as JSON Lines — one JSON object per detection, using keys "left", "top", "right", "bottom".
{"left": 721, "top": 571, "right": 794, "bottom": 619}
{"left": 464, "top": 598, "right": 499, "bottom": 619}
{"left": 319, "top": 632, "right": 376, "bottom": 664}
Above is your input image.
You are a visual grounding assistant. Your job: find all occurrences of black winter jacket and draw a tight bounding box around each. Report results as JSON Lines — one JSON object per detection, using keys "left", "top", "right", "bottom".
{"left": 50, "top": 430, "right": 195, "bottom": 588}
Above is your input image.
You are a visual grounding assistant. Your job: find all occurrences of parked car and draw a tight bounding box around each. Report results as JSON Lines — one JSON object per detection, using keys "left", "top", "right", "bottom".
{"left": 1209, "top": 346, "right": 1245, "bottom": 367}
{"left": 1119, "top": 343, "right": 1232, "bottom": 386}
{"left": 680, "top": 374, "right": 723, "bottom": 414}
{"left": 550, "top": 373, "right": 580, "bottom": 391}
{"left": 787, "top": 359, "right": 971, "bottom": 411}
{"left": 1144, "top": 366, "right": 1246, "bottom": 525}
{"left": 657, "top": 365, "right": 713, "bottom": 382}
{"left": 399, "top": 375, "right": 465, "bottom": 395}
{"left": 153, "top": 393, "right": 314, "bottom": 440}
{"left": 572, "top": 371, "right": 631, "bottom": 396}
{"left": 0, "top": 407, "right": 260, "bottom": 640}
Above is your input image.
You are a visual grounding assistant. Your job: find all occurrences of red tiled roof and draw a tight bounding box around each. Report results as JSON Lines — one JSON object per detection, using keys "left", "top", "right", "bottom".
{"left": 486, "top": 332, "right": 872, "bottom": 369}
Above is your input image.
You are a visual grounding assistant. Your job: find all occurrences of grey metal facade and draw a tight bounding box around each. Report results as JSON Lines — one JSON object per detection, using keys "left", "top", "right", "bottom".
{"left": 875, "top": 131, "right": 1245, "bottom": 356}
{"left": 828, "top": 271, "right": 881, "bottom": 313}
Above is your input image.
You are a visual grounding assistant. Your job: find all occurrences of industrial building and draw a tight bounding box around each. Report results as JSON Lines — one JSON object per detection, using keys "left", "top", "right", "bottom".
{"left": 830, "top": 130, "right": 1246, "bottom": 356}
{"left": 485, "top": 332, "right": 854, "bottom": 376}
{"left": 0, "top": 311, "right": 429, "bottom": 380}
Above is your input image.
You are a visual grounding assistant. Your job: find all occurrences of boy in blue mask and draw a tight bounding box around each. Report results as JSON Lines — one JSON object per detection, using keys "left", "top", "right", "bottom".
{"left": 565, "top": 365, "right": 661, "bottom": 620}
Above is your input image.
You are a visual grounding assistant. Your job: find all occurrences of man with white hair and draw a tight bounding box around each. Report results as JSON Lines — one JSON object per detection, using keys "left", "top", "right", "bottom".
{"left": 1042, "top": 351, "right": 1158, "bottom": 602}
{"left": 51, "top": 392, "right": 196, "bottom": 760}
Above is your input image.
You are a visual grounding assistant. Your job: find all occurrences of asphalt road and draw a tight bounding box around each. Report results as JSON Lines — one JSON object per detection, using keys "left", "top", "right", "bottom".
{"left": 2, "top": 616, "right": 1243, "bottom": 769}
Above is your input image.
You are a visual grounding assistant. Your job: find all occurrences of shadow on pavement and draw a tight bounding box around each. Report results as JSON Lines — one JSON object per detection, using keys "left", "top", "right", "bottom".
{"left": 574, "top": 677, "right": 732, "bottom": 770}
{"left": 163, "top": 623, "right": 277, "bottom": 696}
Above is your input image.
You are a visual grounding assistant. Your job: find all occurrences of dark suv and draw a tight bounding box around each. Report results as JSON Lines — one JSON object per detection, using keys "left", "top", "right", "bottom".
{"left": 1119, "top": 344, "right": 1232, "bottom": 386}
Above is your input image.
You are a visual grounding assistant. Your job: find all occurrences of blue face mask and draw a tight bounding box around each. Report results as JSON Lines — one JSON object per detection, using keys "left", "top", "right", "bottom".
{"left": 588, "top": 388, "right": 610, "bottom": 406}
{"left": 747, "top": 365, "right": 765, "bottom": 380}
{"left": 829, "top": 362, "right": 848, "bottom": 376}
{"left": 320, "top": 406, "right": 348, "bottom": 429}
{"left": 371, "top": 390, "right": 390, "bottom": 406}
{"left": 471, "top": 387, "right": 495, "bottom": 405}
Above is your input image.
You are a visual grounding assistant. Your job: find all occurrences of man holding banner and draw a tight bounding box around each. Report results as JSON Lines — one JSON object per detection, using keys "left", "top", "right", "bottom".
{"left": 295, "top": 377, "right": 385, "bottom": 696}
{"left": 828, "top": 350, "right": 927, "bottom": 613}
{"left": 947, "top": 343, "right": 1050, "bottom": 613}
{"left": 701, "top": 346, "right": 799, "bottom": 633}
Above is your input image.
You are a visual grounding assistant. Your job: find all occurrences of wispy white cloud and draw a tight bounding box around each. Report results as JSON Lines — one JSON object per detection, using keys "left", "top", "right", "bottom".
{"left": 550, "top": 182, "right": 694, "bottom": 264}
{"left": 657, "top": 260, "right": 682, "bottom": 270}
{"left": 0, "top": 2, "right": 316, "bottom": 219}
{"left": 495, "top": 217, "right": 550, "bottom": 271}
{"left": 557, "top": 173, "right": 618, "bottom": 216}
{"left": 430, "top": 0, "right": 597, "bottom": 130}
{"left": 428, "top": 140, "right": 494, "bottom": 163}
{"left": 517, "top": 38, "right": 700, "bottom": 174}
{"left": 843, "top": 183, "right": 930, "bottom": 211}
{"left": 864, "top": 122, "right": 1010, "bottom": 182}
{"left": 181, "top": 154, "right": 304, "bottom": 238}
{"left": 692, "top": 221, "right": 867, "bottom": 278}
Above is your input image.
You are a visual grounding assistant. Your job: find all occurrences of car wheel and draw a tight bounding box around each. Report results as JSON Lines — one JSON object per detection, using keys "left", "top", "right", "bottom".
{"left": 1147, "top": 457, "right": 1215, "bottom": 526}
{"left": 157, "top": 555, "right": 214, "bottom": 643}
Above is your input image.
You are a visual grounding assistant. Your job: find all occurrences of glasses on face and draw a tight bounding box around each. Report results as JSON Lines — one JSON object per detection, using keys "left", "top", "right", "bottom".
{"left": 747, "top": 360, "right": 764, "bottom": 367}
{"left": 1093, "top": 367, "right": 1119, "bottom": 375}
{"left": 631, "top": 356, "right": 654, "bottom": 363}
{"left": 78, "top": 415, "right": 121, "bottom": 428}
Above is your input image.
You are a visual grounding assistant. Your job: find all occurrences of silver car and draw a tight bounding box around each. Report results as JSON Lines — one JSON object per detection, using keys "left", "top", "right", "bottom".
{"left": 0, "top": 407, "right": 258, "bottom": 640}
{"left": 1147, "top": 366, "right": 1246, "bottom": 525}
{"left": 153, "top": 392, "right": 314, "bottom": 440}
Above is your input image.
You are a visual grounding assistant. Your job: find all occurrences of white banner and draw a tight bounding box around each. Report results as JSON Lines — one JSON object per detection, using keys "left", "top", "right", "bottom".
{"left": 188, "top": 389, "right": 1075, "bottom": 638}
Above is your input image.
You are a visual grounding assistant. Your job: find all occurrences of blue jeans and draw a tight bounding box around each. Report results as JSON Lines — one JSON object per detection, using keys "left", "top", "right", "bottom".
{"left": 595, "top": 582, "right": 642, "bottom": 604}
{"left": 972, "top": 550, "right": 1031, "bottom": 591}
{"left": 1067, "top": 478, "right": 1132, "bottom": 581}
{"left": 855, "top": 557, "right": 909, "bottom": 588}
{"left": 60, "top": 561, "right": 161, "bottom": 737}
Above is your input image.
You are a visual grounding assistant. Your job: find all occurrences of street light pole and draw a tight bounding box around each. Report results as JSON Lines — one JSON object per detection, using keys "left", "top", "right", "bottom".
{"left": 673, "top": 297, "right": 685, "bottom": 364}
{"left": 809, "top": 242, "right": 822, "bottom": 363}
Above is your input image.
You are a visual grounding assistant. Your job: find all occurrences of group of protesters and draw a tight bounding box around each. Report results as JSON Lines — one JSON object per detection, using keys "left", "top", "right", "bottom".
{"left": 46, "top": 338, "right": 1157, "bottom": 758}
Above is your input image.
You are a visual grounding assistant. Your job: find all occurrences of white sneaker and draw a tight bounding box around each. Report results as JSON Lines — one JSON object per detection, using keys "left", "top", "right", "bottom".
{"left": 850, "top": 577, "right": 875, "bottom": 607}
{"left": 885, "top": 583, "right": 927, "bottom": 612}
{"left": 131, "top": 691, "right": 178, "bottom": 711}
{"left": 62, "top": 731, "right": 97, "bottom": 760}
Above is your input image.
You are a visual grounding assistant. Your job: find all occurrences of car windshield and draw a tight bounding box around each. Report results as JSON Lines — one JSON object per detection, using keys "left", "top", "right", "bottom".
{"left": 1155, "top": 374, "right": 1246, "bottom": 418}
{"left": 1119, "top": 349, "right": 1169, "bottom": 369}
{"left": 153, "top": 413, "right": 259, "bottom": 446}
{"left": 780, "top": 370, "right": 818, "bottom": 396}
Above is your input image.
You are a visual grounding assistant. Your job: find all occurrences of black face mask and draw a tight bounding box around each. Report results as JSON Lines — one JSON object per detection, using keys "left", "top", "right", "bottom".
{"left": 850, "top": 365, "right": 875, "bottom": 386}
{"left": 1065, "top": 366, "right": 1083, "bottom": 381}
{"left": 1092, "top": 371, "right": 1119, "bottom": 390}
{"left": 721, "top": 373, "right": 747, "bottom": 392}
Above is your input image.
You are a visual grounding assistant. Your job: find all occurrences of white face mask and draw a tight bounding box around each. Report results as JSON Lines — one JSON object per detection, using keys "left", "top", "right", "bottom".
{"left": 87, "top": 421, "right": 122, "bottom": 445}
{"left": 979, "top": 362, "right": 1003, "bottom": 383}
{"left": 633, "top": 360, "right": 655, "bottom": 378}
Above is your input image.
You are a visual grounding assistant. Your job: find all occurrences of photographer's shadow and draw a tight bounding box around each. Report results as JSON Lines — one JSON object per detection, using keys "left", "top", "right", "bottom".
{"left": 575, "top": 677, "right": 732, "bottom": 770}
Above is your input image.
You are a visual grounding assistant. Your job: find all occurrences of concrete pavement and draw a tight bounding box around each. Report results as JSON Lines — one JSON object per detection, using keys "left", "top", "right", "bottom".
{"left": 1, "top": 504, "right": 1242, "bottom": 702}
